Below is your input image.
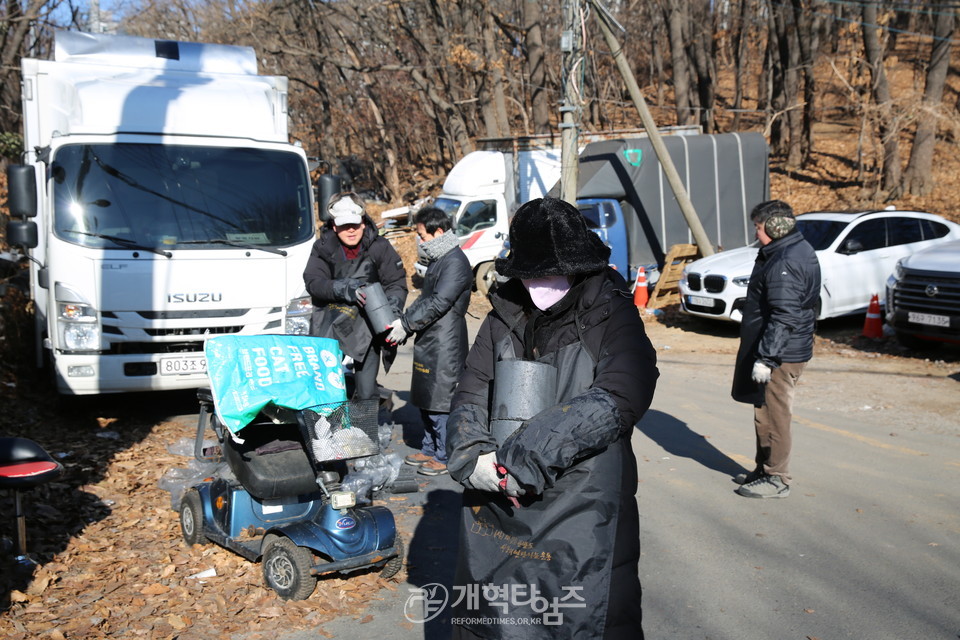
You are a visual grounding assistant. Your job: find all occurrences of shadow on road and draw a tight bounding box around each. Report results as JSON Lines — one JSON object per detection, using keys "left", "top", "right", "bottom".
{"left": 636, "top": 409, "right": 746, "bottom": 478}
{"left": 406, "top": 488, "right": 461, "bottom": 639}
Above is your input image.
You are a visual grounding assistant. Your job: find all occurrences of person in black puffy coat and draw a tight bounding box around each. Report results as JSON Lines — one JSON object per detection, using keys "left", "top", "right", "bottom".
{"left": 303, "top": 192, "right": 407, "bottom": 402}
{"left": 446, "top": 197, "right": 659, "bottom": 639}
{"left": 731, "top": 199, "right": 821, "bottom": 499}
{"left": 385, "top": 207, "right": 472, "bottom": 477}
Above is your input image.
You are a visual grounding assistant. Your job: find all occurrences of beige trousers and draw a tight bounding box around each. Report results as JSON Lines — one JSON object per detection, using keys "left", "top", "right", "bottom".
{"left": 753, "top": 361, "right": 807, "bottom": 484}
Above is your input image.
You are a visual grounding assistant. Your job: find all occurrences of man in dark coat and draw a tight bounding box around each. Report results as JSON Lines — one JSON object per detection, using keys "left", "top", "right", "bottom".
{"left": 446, "top": 197, "right": 659, "bottom": 639}
{"left": 386, "top": 206, "right": 472, "bottom": 476}
{"left": 732, "top": 199, "right": 821, "bottom": 499}
{"left": 303, "top": 192, "right": 407, "bottom": 402}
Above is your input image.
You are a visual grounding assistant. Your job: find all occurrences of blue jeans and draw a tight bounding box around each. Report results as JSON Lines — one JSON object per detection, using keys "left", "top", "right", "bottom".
{"left": 420, "top": 410, "right": 449, "bottom": 464}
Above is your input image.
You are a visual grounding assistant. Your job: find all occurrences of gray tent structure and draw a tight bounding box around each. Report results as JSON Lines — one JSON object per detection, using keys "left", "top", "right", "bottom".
{"left": 552, "top": 132, "right": 769, "bottom": 269}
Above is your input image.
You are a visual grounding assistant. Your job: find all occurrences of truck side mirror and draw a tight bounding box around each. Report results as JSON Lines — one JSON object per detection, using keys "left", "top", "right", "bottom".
{"left": 316, "top": 174, "right": 342, "bottom": 223}
{"left": 6, "top": 220, "right": 39, "bottom": 249}
{"left": 6, "top": 165, "right": 38, "bottom": 219}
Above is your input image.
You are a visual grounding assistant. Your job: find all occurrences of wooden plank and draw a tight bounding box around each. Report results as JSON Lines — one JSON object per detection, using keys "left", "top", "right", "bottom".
{"left": 648, "top": 243, "right": 701, "bottom": 308}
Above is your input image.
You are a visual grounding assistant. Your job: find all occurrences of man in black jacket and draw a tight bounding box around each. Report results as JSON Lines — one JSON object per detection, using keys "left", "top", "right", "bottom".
{"left": 303, "top": 192, "right": 407, "bottom": 402}
{"left": 446, "top": 197, "right": 658, "bottom": 639}
{"left": 732, "top": 200, "right": 821, "bottom": 499}
{"left": 386, "top": 207, "right": 472, "bottom": 476}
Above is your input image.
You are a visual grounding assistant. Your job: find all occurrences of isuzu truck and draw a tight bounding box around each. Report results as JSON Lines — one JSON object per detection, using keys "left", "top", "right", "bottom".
{"left": 5, "top": 31, "right": 316, "bottom": 394}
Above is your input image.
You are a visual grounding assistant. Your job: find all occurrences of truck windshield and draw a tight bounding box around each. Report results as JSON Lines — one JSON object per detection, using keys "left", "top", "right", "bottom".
{"left": 51, "top": 144, "right": 313, "bottom": 250}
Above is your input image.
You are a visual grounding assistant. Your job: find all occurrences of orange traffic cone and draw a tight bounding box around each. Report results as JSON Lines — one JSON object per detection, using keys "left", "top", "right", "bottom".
{"left": 862, "top": 293, "right": 883, "bottom": 339}
{"left": 633, "top": 267, "right": 649, "bottom": 308}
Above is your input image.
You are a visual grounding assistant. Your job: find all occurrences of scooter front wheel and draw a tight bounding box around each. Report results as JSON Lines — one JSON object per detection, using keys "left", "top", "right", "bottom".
{"left": 262, "top": 536, "right": 317, "bottom": 600}
{"left": 180, "top": 489, "right": 206, "bottom": 547}
{"left": 379, "top": 537, "right": 404, "bottom": 579}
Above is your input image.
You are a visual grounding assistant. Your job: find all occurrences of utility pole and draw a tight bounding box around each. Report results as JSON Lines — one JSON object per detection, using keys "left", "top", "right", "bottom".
{"left": 559, "top": 0, "right": 581, "bottom": 205}
{"left": 589, "top": 0, "right": 715, "bottom": 256}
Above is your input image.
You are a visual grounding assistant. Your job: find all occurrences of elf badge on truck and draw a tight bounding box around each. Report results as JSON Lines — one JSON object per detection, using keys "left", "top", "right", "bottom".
{"left": 5, "top": 31, "right": 316, "bottom": 395}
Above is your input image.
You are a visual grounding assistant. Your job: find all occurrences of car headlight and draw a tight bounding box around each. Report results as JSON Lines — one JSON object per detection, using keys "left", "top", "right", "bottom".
{"left": 680, "top": 267, "right": 688, "bottom": 288}
{"left": 285, "top": 296, "right": 314, "bottom": 335}
{"left": 732, "top": 276, "right": 751, "bottom": 287}
{"left": 58, "top": 302, "right": 101, "bottom": 351}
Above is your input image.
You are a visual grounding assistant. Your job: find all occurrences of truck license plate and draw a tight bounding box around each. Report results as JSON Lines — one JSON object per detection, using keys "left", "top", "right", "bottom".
{"left": 159, "top": 355, "right": 207, "bottom": 376}
{"left": 688, "top": 295, "right": 715, "bottom": 308}
{"left": 907, "top": 311, "right": 949, "bottom": 327}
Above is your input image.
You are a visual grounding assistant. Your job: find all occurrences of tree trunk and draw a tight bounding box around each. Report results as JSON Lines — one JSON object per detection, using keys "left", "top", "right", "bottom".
{"left": 731, "top": 0, "right": 751, "bottom": 131}
{"left": 524, "top": 0, "right": 551, "bottom": 134}
{"left": 903, "top": 1, "right": 955, "bottom": 196}
{"left": 862, "top": 1, "right": 901, "bottom": 196}
{"left": 790, "top": 0, "right": 818, "bottom": 164}
{"left": 688, "top": 2, "right": 716, "bottom": 133}
{"left": 0, "top": 0, "right": 46, "bottom": 135}
{"left": 665, "top": 0, "right": 694, "bottom": 125}
{"left": 334, "top": 27, "right": 402, "bottom": 203}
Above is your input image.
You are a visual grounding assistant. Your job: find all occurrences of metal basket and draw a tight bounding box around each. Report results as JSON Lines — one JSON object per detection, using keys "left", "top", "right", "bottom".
{"left": 297, "top": 398, "right": 380, "bottom": 463}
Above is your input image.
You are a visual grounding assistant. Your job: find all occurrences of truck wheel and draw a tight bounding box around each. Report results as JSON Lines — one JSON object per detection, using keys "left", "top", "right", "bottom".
{"left": 180, "top": 490, "right": 206, "bottom": 547}
{"left": 475, "top": 262, "right": 496, "bottom": 296}
{"left": 379, "top": 538, "right": 404, "bottom": 579}
{"left": 262, "top": 536, "right": 317, "bottom": 600}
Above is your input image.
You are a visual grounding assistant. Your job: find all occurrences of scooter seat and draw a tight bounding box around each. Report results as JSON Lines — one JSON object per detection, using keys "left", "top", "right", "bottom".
{"left": 0, "top": 437, "right": 63, "bottom": 490}
{"left": 222, "top": 421, "right": 319, "bottom": 501}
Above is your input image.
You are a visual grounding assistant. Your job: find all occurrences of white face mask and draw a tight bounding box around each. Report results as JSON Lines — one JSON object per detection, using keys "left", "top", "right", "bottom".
{"left": 522, "top": 276, "right": 573, "bottom": 311}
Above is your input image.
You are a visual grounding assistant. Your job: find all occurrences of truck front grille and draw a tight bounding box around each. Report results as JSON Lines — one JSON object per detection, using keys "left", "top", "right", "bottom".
{"left": 894, "top": 274, "right": 960, "bottom": 314}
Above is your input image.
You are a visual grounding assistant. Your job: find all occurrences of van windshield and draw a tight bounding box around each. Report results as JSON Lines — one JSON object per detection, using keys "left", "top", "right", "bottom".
{"left": 51, "top": 143, "right": 313, "bottom": 250}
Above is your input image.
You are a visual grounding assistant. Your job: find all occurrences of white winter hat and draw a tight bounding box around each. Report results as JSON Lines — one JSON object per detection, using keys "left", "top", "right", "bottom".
{"left": 329, "top": 196, "right": 364, "bottom": 226}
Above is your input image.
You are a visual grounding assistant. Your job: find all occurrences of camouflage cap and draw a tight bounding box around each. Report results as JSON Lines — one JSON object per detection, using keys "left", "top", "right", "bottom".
{"left": 765, "top": 215, "right": 797, "bottom": 240}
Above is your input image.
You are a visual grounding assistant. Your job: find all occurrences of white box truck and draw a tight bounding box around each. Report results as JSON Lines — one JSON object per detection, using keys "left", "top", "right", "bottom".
{"left": 429, "top": 128, "right": 700, "bottom": 294}
{"left": 4, "top": 31, "right": 317, "bottom": 395}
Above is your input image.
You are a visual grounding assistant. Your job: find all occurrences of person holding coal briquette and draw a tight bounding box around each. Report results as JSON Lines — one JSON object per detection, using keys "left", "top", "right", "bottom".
{"left": 446, "top": 196, "right": 659, "bottom": 639}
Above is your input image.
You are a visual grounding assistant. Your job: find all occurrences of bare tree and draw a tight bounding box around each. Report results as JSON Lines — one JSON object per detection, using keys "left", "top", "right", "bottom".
{"left": 903, "top": 2, "right": 955, "bottom": 196}
{"left": 861, "top": 0, "right": 901, "bottom": 196}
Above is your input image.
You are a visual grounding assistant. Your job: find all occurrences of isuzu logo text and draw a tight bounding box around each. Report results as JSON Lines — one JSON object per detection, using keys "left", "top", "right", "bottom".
{"left": 167, "top": 292, "right": 223, "bottom": 303}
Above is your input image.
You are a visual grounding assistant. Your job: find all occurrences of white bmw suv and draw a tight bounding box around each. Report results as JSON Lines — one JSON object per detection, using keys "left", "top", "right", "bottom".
{"left": 678, "top": 209, "right": 960, "bottom": 322}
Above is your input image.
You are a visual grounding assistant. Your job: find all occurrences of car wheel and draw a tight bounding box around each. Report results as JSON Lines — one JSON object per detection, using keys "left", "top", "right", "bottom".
{"left": 180, "top": 489, "right": 206, "bottom": 547}
{"left": 379, "top": 538, "right": 404, "bottom": 579}
{"left": 262, "top": 536, "right": 317, "bottom": 600}
{"left": 475, "top": 262, "right": 496, "bottom": 296}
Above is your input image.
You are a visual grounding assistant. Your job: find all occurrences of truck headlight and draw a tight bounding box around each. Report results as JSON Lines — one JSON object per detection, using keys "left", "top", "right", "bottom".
{"left": 58, "top": 302, "right": 101, "bottom": 351}
{"left": 285, "top": 296, "right": 314, "bottom": 335}
{"left": 893, "top": 260, "right": 904, "bottom": 281}
{"left": 732, "top": 276, "right": 751, "bottom": 287}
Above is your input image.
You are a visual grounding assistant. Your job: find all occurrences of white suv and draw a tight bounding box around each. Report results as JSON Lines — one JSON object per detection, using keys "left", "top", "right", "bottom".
{"left": 885, "top": 239, "right": 960, "bottom": 347}
{"left": 678, "top": 209, "right": 960, "bottom": 322}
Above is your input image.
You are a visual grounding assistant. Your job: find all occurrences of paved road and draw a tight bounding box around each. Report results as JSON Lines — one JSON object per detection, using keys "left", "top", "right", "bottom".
{"left": 253, "top": 324, "right": 960, "bottom": 640}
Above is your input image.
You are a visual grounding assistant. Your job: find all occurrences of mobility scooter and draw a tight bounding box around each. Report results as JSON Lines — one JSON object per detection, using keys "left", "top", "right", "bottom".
{"left": 178, "top": 335, "right": 403, "bottom": 600}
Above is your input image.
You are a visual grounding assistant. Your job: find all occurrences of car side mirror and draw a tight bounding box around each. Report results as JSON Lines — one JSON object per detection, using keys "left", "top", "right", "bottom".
{"left": 839, "top": 238, "right": 863, "bottom": 255}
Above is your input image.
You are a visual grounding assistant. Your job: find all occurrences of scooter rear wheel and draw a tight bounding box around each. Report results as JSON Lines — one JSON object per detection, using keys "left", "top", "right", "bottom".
{"left": 379, "top": 537, "right": 404, "bottom": 579}
{"left": 262, "top": 536, "right": 317, "bottom": 600}
{"left": 180, "top": 489, "right": 206, "bottom": 547}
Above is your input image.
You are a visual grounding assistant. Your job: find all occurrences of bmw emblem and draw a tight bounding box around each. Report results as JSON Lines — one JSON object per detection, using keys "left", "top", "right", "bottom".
{"left": 335, "top": 516, "right": 356, "bottom": 530}
{"left": 925, "top": 284, "right": 939, "bottom": 297}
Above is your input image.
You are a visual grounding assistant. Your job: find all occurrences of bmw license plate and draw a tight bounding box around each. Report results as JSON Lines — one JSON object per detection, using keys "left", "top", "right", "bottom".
{"left": 159, "top": 355, "right": 207, "bottom": 376}
{"left": 688, "top": 295, "right": 716, "bottom": 308}
{"left": 907, "top": 311, "right": 949, "bottom": 327}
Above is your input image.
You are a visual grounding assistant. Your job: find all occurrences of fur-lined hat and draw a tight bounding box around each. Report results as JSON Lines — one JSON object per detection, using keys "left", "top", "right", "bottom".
{"left": 495, "top": 197, "right": 611, "bottom": 279}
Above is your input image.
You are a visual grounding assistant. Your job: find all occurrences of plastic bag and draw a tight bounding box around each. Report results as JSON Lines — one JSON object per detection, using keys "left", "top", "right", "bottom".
{"left": 310, "top": 414, "right": 378, "bottom": 461}
{"left": 158, "top": 459, "right": 234, "bottom": 511}
{"left": 205, "top": 335, "right": 348, "bottom": 433}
